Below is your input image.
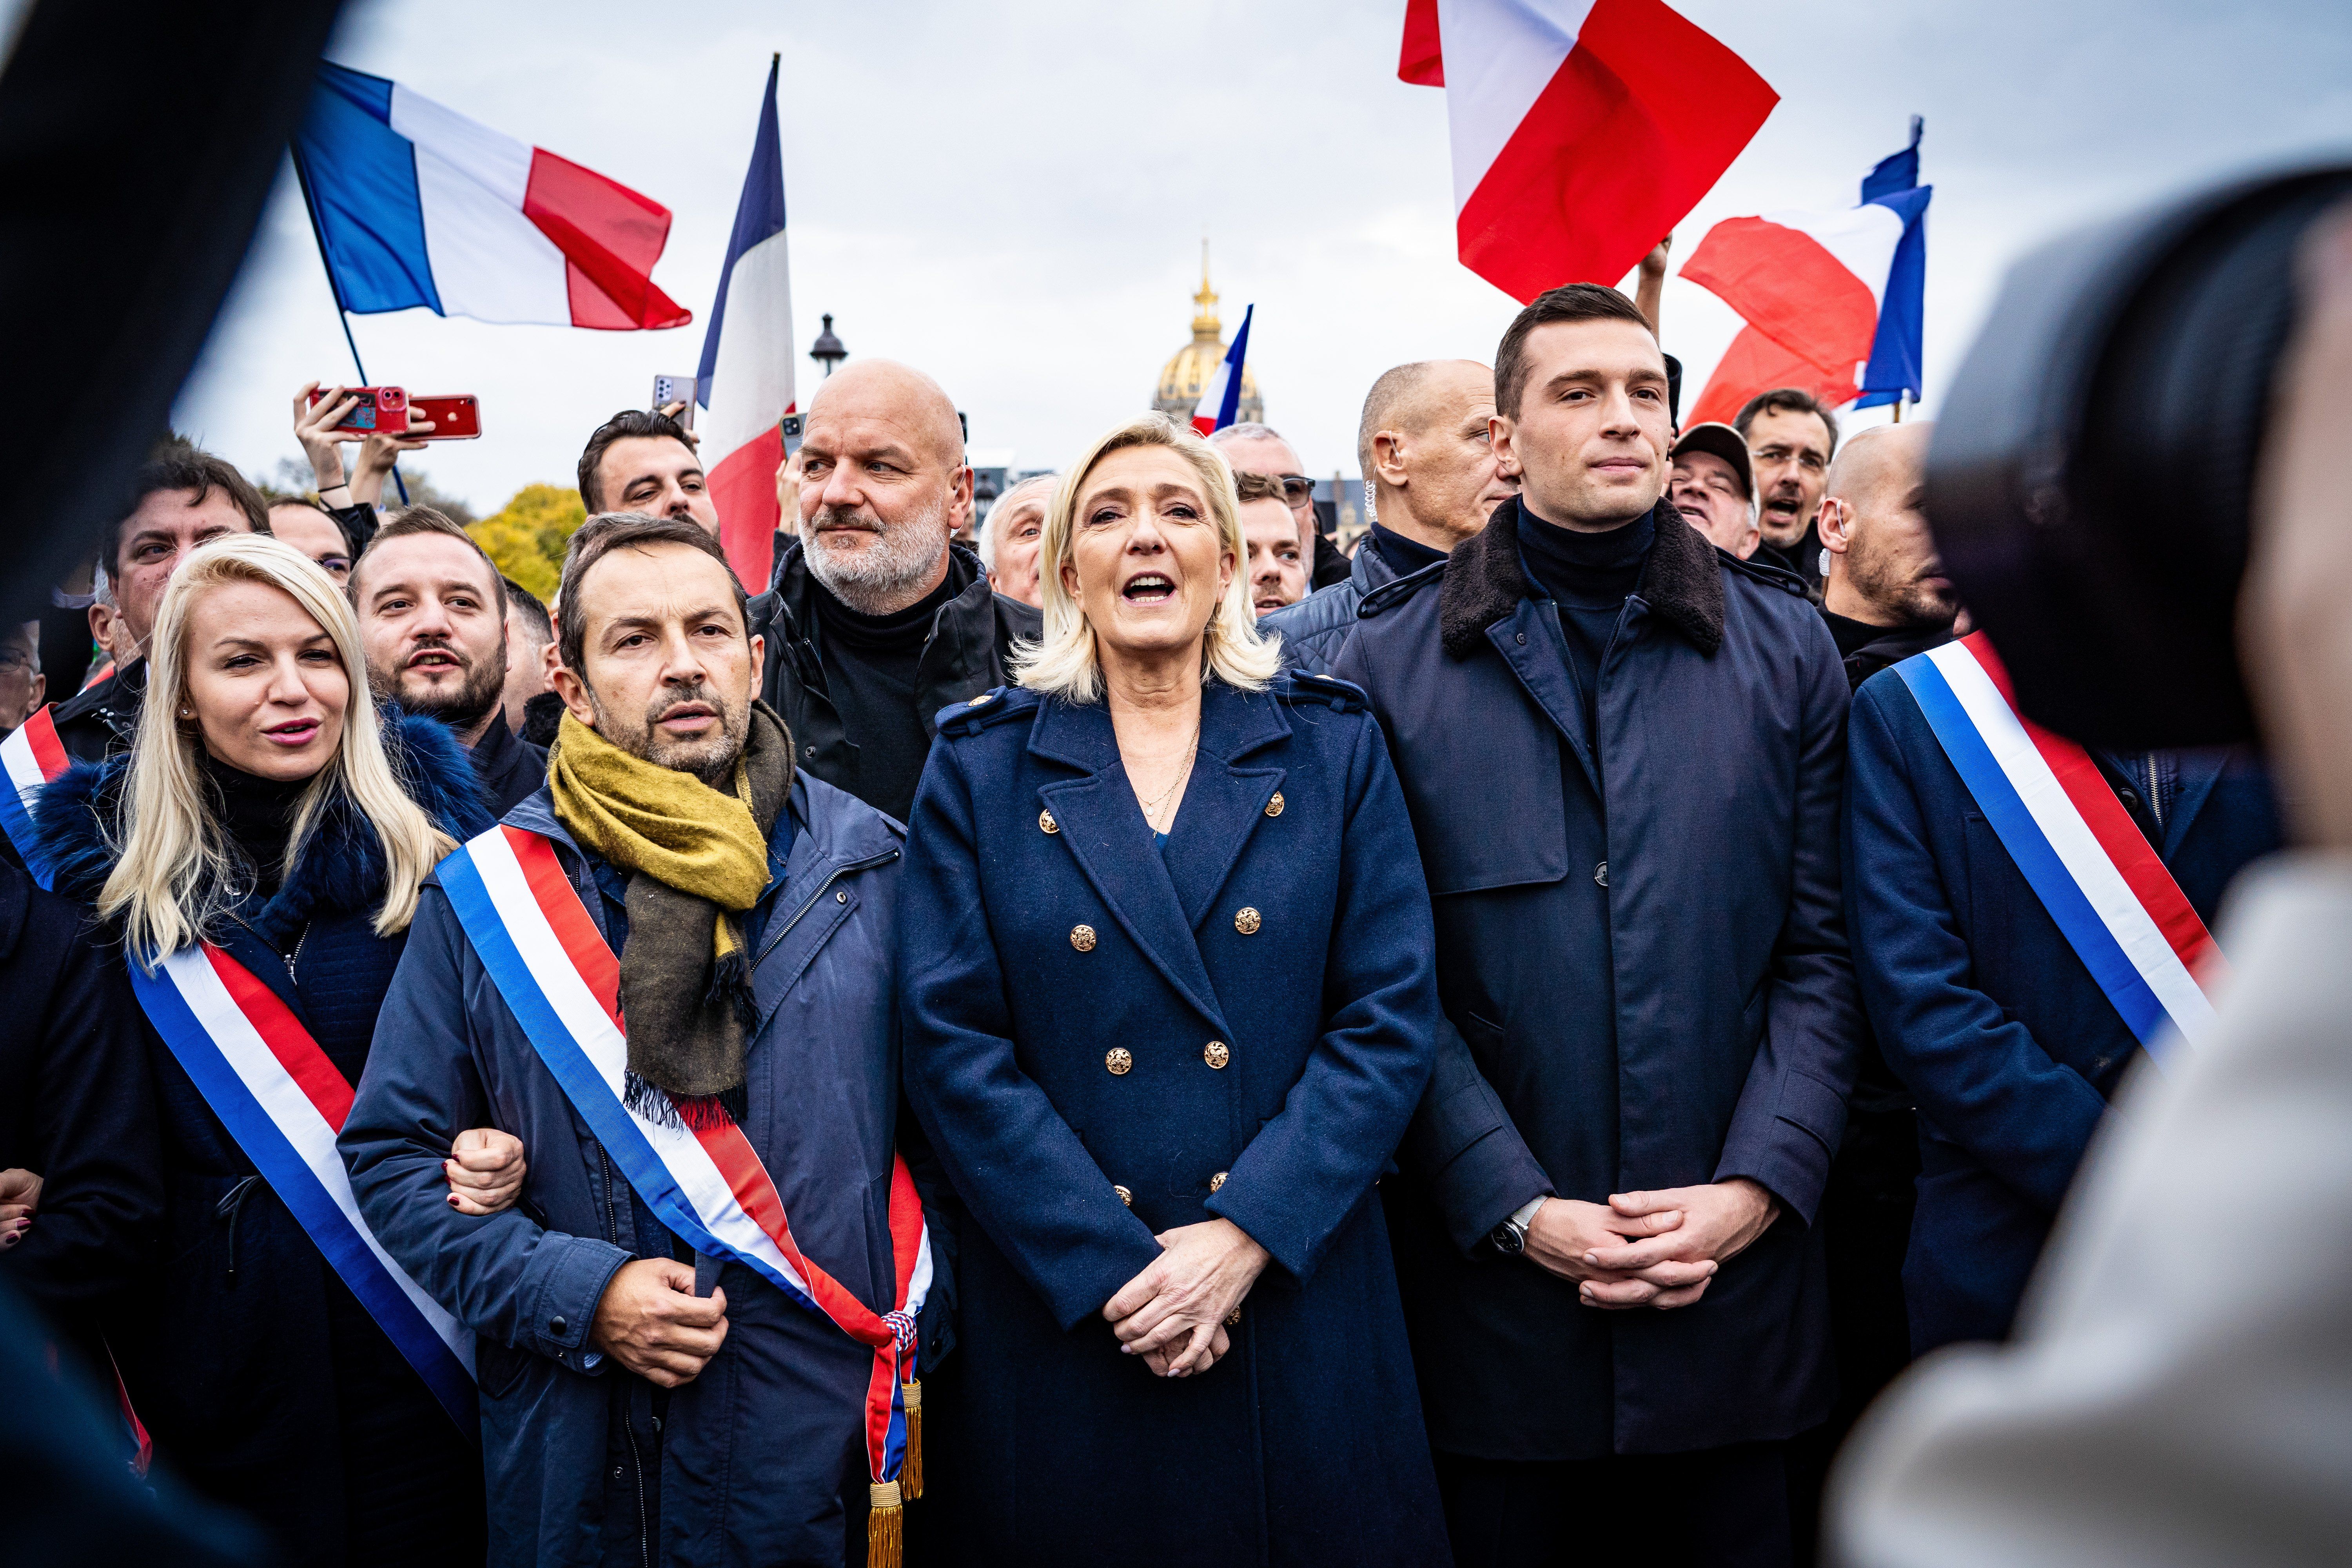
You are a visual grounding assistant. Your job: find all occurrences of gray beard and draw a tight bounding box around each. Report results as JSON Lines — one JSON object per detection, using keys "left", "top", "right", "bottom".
{"left": 803, "top": 497, "right": 949, "bottom": 614}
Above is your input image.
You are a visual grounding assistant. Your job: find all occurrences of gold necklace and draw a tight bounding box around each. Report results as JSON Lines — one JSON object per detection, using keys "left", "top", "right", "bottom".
{"left": 1133, "top": 724, "right": 1200, "bottom": 828}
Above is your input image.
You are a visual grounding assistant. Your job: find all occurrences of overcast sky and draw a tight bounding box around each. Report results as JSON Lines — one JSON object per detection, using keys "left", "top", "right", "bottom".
{"left": 171, "top": 0, "right": 2352, "bottom": 517}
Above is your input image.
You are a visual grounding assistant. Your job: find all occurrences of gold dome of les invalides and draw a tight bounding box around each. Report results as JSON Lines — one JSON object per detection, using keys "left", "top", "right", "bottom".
{"left": 1152, "top": 244, "right": 1262, "bottom": 426}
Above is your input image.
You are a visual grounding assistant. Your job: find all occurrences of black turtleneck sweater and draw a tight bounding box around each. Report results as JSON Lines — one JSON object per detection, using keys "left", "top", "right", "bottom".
{"left": 1369, "top": 519, "right": 1448, "bottom": 580}
{"left": 201, "top": 751, "right": 309, "bottom": 898}
{"left": 810, "top": 566, "right": 962, "bottom": 824}
{"left": 1516, "top": 503, "right": 1656, "bottom": 750}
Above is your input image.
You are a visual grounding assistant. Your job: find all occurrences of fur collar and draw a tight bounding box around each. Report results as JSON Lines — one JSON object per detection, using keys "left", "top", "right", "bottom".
{"left": 1438, "top": 495, "right": 1724, "bottom": 659}
{"left": 32, "top": 709, "right": 491, "bottom": 947}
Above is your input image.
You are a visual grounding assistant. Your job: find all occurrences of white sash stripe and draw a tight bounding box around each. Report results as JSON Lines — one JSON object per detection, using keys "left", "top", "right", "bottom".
{"left": 466, "top": 830, "right": 814, "bottom": 1298}
{"left": 1927, "top": 644, "right": 2219, "bottom": 1048}
{"left": 160, "top": 949, "right": 474, "bottom": 1370}
{"left": 1, "top": 725, "right": 44, "bottom": 805}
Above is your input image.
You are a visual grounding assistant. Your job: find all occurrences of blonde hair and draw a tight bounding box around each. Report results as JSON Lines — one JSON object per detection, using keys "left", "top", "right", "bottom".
{"left": 1012, "top": 413, "right": 1281, "bottom": 703}
{"left": 100, "top": 534, "right": 454, "bottom": 961}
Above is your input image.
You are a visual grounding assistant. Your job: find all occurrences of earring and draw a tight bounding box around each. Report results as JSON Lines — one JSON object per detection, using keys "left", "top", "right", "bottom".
{"left": 179, "top": 708, "right": 194, "bottom": 720}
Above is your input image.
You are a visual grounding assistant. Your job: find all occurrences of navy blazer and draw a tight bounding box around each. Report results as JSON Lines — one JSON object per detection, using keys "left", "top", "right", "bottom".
{"left": 898, "top": 673, "right": 1449, "bottom": 1566}
{"left": 1333, "top": 497, "right": 1862, "bottom": 1460}
{"left": 1844, "top": 668, "right": 2283, "bottom": 1351}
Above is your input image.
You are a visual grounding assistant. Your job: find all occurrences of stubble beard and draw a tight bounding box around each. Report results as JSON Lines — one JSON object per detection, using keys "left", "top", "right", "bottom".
{"left": 374, "top": 640, "right": 508, "bottom": 737}
{"left": 588, "top": 680, "right": 749, "bottom": 788}
{"left": 804, "top": 495, "right": 950, "bottom": 614}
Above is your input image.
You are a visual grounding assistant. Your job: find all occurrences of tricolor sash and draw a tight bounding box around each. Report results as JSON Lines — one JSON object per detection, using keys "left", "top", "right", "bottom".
{"left": 0, "top": 703, "right": 67, "bottom": 889}
{"left": 1896, "top": 633, "right": 2222, "bottom": 1064}
{"left": 127, "top": 942, "right": 478, "bottom": 1432}
{"left": 437, "top": 823, "right": 932, "bottom": 1545}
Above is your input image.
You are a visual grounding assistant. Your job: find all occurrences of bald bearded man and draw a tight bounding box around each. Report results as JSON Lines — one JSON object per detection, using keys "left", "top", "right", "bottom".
{"left": 749, "top": 359, "right": 1041, "bottom": 822}
{"left": 1260, "top": 360, "right": 1517, "bottom": 674}
{"left": 1816, "top": 422, "right": 1957, "bottom": 686}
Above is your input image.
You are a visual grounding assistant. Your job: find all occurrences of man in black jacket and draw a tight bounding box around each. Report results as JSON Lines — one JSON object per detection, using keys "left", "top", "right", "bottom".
{"left": 751, "top": 358, "right": 1039, "bottom": 824}
{"left": 1334, "top": 283, "right": 1859, "bottom": 1567}
{"left": 351, "top": 508, "right": 547, "bottom": 814}
{"left": 51, "top": 441, "right": 268, "bottom": 763}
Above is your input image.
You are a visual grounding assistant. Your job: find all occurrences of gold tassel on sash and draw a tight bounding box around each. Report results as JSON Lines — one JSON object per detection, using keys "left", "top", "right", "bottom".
{"left": 900, "top": 1379, "right": 924, "bottom": 1500}
{"left": 867, "top": 1481, "right": 904, "bottom": 1568}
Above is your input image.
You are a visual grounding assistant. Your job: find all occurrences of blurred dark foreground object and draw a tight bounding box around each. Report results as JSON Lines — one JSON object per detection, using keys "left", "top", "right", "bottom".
{"left": 1929, "top": 163, "right": 2352, "bottom": 749}
{"left": 0, "top": 1278, "right": 267, "bottom": 1564}
{"left": 0, "top": 0, "right": 348, "bottom": 628}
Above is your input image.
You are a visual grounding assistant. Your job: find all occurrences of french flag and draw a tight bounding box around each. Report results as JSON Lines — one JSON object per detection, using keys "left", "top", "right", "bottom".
{"left": 1682, "top": 123, "right": 1933, "bottom": 425}
{"left": 696, "top": 56, "right": 796, "bottom": 593}
{"left": 1400, "top": 0, "right": 1777, "bottom": 305}
{"left": 295, "top": 64, "right": 690, "bottom": 330}
{"left": 1192, "top": 304, "right": 1253, "bottom": 437}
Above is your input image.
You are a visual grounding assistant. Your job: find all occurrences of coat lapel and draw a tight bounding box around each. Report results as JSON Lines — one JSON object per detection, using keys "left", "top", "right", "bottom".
{"left": 1029, "top": 695, "right": 1229, "bottom": 1031}
{"left": 1160, "top": 684, "right": 1289, "bottom": 929}
{"left": 2161, "top": 750, "right": 2230, "bottom": 860}
{"left": 1488, "top": 603, "right": 1600, "bottom": 797}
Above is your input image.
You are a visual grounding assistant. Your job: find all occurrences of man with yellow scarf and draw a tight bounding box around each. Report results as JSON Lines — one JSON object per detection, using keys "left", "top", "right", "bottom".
{"left": 341, "top": 512, "right": 946, "bottom": 1568}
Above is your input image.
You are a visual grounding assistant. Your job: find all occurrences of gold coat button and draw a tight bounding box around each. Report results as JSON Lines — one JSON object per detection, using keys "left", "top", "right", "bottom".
{"left": 1209, "top": 1171, "right": 1227, "bottom": 1192}
{"left": 1039, "top": 809, "right": 1059, "bottom": 835}
{"left": 1234, "top": 906, "right": 1261, "bottom": 935}
{"left": 1071, "top": 924, "right": 1097, "bottom": 952}
{"left": 1265, "top": 792, "right": 1284, "bottom": 818}
{"left": 1105, "top": 1047, "right": 1133, "bottom": 1076}
{"left": 1113, "top": 1184, "right": 1133, "bottom": 1207}
{"left": 1203, "top": 1040, "right": 1230, "bottom": 1069}
{"left": 966, "top": 692, "right": 993, "bottom": 707}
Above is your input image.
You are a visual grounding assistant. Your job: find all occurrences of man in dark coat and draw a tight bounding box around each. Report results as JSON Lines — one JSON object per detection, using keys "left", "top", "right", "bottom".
{"left": 1332, "top": 283, "right": 1861, "bottom": 1567}
{"left": 1845, "top": 661, "right": 2282, "bottom": 1355}
{"left": 345, "top": 515, "right": 944, "bottom": 1567}
{"left": 1736, "top": 389, "right": 1839, "bottom": 596}
{"left": 351, "top": 508, "right": 548, "bottom": 814}
{"left": 51, "top": 441, "right": 268, "bottom": 763}
{"left": 1260, "top": 359, "right": 1516, "bottom": 675}
{"left": 750, "top": 360, "right": 1040, "bottom": 825}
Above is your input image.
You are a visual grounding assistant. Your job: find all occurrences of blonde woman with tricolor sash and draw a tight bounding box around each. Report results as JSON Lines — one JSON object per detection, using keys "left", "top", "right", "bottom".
{"left": 31, "top": 533, "right": 523, "bottom": 1568}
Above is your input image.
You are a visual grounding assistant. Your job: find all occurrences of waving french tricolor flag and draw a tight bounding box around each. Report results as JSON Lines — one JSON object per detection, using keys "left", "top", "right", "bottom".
{"left": 1192, "top": 304, "right": 1253, "bottom": 437}
{"left": 696, "top": 56, "right": 797, "bottom": 593}
{"left": 295, "top": 64, "right": 689, "bottom": 330}
{"left": 1400, "top": 0, "right": 1777, "bottom": 304}
{"left": 1682, "top": 123, "right": 1933, "bottom": 425}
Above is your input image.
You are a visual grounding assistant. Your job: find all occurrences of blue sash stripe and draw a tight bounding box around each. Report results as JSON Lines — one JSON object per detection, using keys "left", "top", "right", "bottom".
{"left": 437, "top": 849, "right": 823, "bottom": 1317}
{"left": 127, "top": 960, "right": 479, "bottom": 1435}
{"left": 0, "top": 781, "right": 53, "bottom": 892}
{"left": 1895, "top": 653, "right": 2171, "bottom": 1054}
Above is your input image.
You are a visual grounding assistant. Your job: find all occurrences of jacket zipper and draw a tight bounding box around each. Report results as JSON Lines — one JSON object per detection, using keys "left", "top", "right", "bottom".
{"left": 286, "top": 923, "right": 310, "bottom": 985}
{"left": 754, "top": 848, "right": 901, "bottom": 967}
{"left": 2143, "top": 754, "right": 2165, "bottom": 831}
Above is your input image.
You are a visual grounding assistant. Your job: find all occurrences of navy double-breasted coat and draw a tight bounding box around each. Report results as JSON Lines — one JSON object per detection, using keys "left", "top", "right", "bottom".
{"left": 898, "top": 672, "right": 1450, "bottom": 1567}
{"left": 1843, "top": 669, "right": 2283, "bottom": 1352}
{"left": 1331, "top": 497, "right": 1864, "bottom": 1461}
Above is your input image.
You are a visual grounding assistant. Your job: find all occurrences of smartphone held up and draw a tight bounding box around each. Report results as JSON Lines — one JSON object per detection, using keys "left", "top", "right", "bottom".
{"left": 306, "top": 385, "right": 481, "bottom": 441}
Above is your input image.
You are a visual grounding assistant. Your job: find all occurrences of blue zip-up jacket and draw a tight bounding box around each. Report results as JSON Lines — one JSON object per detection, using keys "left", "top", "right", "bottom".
{"left": 341, "top": 771, "right": 944, "bottom": 1568}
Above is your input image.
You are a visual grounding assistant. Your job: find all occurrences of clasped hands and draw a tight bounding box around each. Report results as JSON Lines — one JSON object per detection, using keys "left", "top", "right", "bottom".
{"left": 1102, "top": 1218, "right": 1269, "bottom": 1379}
{"left": 1523, "top": 1178, "right": 1779, "bottom": 1311}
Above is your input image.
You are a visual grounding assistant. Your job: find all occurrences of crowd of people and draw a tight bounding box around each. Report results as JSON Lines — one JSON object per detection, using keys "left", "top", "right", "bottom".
{"left": 0, "top": 274, "right": 2285, "bottom": 1568}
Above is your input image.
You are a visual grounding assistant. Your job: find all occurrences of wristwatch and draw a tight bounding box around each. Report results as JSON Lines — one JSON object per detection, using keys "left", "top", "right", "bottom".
{"left": 1488, "top": 1196, "right": 1548, "bottom": 1257}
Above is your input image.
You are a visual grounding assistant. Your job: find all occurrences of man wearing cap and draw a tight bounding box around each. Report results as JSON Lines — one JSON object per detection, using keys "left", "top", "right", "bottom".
{"left": 1669, "top": 424, "right": 1760, "bottom": 561}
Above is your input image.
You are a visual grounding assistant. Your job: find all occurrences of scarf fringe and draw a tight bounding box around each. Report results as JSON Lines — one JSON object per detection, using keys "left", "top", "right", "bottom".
{"left": 705, "top": 946, "right": 760, "bottom": 1031}
{"left": 622, "top": 1072, "right": 749, "bottom": 1132}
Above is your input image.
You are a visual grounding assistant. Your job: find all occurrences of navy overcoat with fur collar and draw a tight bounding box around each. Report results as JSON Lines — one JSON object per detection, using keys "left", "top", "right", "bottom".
{"left": 898, "top": 671, "right": 1450, "bottom": 1567}
{"left": 1332, "top": 496, "right": 1863, "bottom": 1461}
{"left": 31, "top": 711, "right": 492, "bottom": 1567}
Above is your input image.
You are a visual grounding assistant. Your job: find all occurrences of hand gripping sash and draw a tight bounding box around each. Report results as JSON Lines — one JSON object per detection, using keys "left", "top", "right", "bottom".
{"left": 439, "top": 824, "right": 932, "bottom": 1565}
{"left": 125, "top": 943, "right": 479, "bottom": 1431}
{"left": 0, "top": 704, "right": 67, "bottom": 889}
{"left": 1895, "top": 633, "right": 2223, "bottom": 1065}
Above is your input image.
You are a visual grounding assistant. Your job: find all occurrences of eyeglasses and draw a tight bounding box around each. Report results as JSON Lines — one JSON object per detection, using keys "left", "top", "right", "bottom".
{"left": 1277, "top": 475, "right": 1316, "bottom": 508}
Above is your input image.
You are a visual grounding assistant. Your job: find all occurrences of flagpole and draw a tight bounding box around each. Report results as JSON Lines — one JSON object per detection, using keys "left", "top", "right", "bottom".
{"left": 289, "top": 143, "right": 409, "bottom": 506}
